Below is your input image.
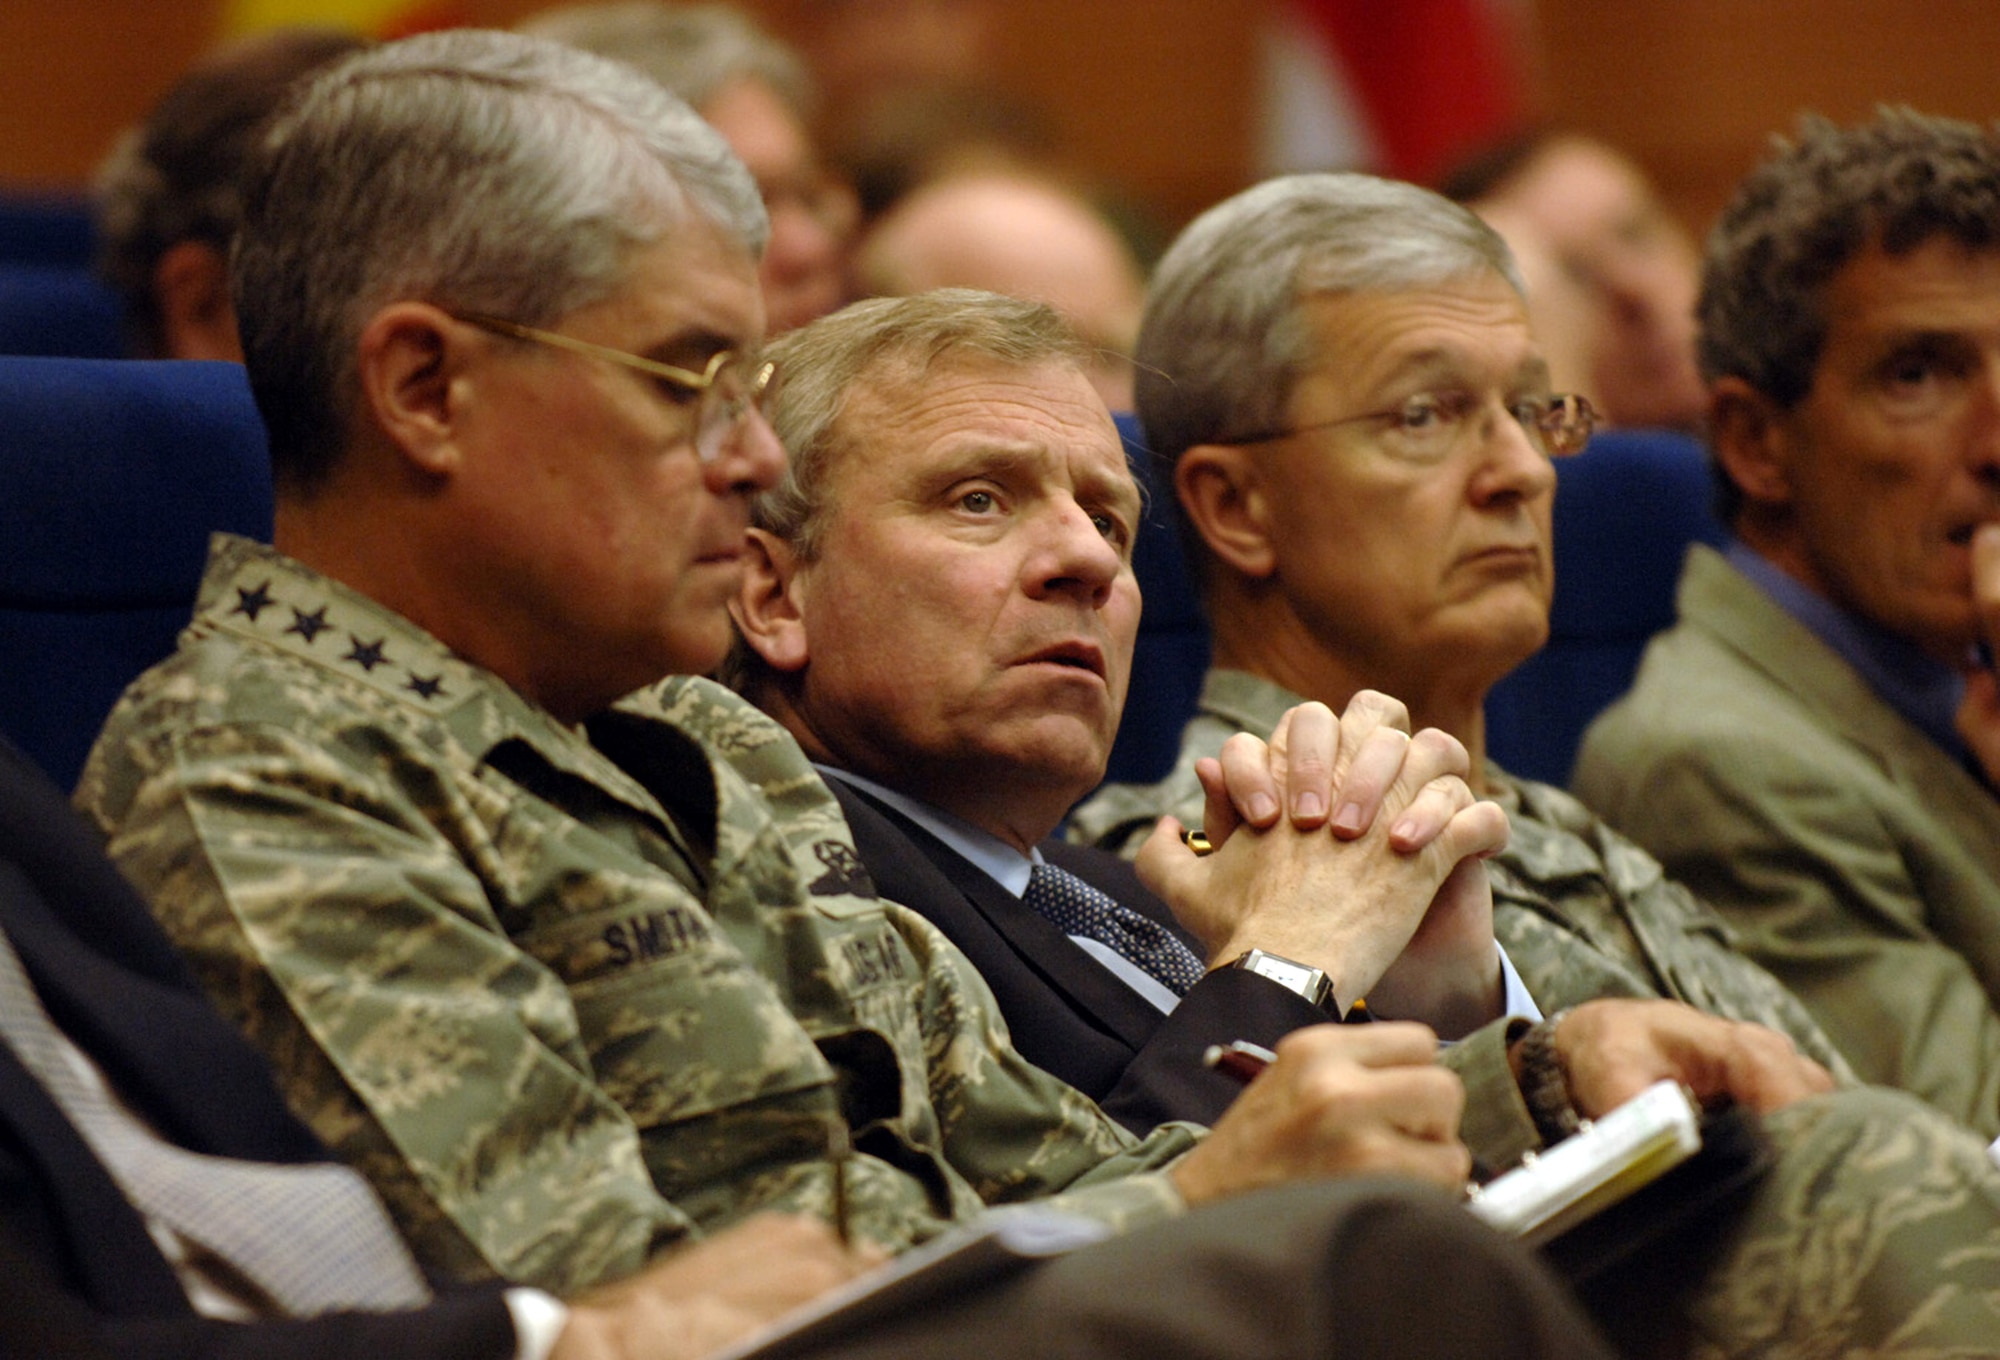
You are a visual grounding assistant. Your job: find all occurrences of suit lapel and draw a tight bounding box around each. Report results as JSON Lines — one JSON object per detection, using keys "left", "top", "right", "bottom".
{"left": 0, "top": 739, "right": 328, "bottom": 1166}
{"left": 828, "top": 780, "right": 1170, "bottom": 1049}
{"left": 0, "top": 1033, "right": 193, "bottom": 1313}
{"left": 1691, "top": 552, "right": 2000, "bottom": 883}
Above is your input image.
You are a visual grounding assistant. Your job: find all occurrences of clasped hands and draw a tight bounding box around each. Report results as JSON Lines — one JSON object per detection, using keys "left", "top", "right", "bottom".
{"left": 1142, "top": 695, "right": 1834, "bottom": 1212}
{"left": 1134, "top": 692, "right": 1509, "bottom": 1036}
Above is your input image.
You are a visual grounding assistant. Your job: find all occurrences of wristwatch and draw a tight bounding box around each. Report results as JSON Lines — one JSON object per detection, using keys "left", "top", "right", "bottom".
{"left": 1229, "top": 949, "right": 1336, "bottom": 1011}
{"left": 1511, "top": 1009, "right": 1582, "bottom": 1145}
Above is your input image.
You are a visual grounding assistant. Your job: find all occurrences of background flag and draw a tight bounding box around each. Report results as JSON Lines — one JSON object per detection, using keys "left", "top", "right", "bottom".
{"left": 1260, "top": 0, "right": 1536, "bottom": 184}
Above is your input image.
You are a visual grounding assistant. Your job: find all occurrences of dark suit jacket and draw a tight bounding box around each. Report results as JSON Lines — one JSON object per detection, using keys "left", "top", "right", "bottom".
{"left": 0, "top": 736, "right": 512, "bottom": 1360}
{"left": 828, "top": 779, "right": 1328, "bottom": 1132}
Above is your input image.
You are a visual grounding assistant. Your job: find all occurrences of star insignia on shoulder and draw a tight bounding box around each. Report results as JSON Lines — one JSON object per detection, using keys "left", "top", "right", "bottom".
{"left": 405, "top": 673, "right": 446, "bottom": 700}
{"left": 230, "top": 581, "right": 275, "bottom": 621}
{"left": 343, "top": 635, "right": 389, "bottom": 672}
{"left": 285, "top": 605, "right": 331, "bottom": 643}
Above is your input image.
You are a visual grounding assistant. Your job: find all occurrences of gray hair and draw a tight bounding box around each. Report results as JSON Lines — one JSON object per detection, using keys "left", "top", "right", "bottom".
{"left": 233, "top": 27, "right": 768, "bottom": 494}
{"left": 518, "top": 1, "right": 811, "bottom": 114}
{"left": 1135, "top": 173, "right": 1521, "bottom": 585}
{"left": 1136, "top": 172, "right": 1523, "bottom": 467}
{"left": 754, "top": 287, "right": 1092, "bottom": 560}
{"left": 720, "top": 288, "right": 1091, "bottom": 694}
{"left": 1699, "top": 109, "right": 2000, "bottom": 522}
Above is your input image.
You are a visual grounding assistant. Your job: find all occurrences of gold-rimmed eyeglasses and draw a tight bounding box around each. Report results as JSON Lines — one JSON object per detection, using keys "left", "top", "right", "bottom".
{"left": 1223, "top": 390, "right": 1598, "bottom": 464}
{"left": 452, "top": 311, "right": 778, "bottom": 462}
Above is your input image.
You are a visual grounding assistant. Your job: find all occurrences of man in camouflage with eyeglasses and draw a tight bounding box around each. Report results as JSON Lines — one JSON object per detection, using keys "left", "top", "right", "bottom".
{"left": 1070, "top": 170, "right": 2000, "bottom": 1355}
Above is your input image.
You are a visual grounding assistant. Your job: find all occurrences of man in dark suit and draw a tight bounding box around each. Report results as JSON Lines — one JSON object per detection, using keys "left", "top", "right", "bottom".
{"left": 727, "top": 289, "right": 1528, "bottom": 1137}
{"left": 0, "top": 729, "right": 876, "bottom": 1359}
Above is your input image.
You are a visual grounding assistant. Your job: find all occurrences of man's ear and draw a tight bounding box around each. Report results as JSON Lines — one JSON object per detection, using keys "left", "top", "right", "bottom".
{"left": 354, "top": 302, "right": 466, "bottom": 478}
{"left": 1175, "top": 443, "right": 1276, "bottom": 579}
{"left": 730, "top": 527, "right": 811, "bottom": 672}
{"left": 153, "top": 240, "right": 239, "bottom": 362}
{"left": 1708, "top": 376, "right": 1797, "bottom": 508}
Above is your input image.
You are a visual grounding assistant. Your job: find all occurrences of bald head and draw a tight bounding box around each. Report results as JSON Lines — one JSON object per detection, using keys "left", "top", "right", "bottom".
{"left": 857, "top": 171, "right": 1144, "bottom": 407}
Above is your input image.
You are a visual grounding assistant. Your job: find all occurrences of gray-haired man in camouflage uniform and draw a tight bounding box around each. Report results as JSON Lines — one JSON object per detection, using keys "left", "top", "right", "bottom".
{"left": 1069, "top": 169, "right": 2000, "bottom": 1354}
{"left": 71, "top": 29, "right": 1613, "bottom": 1360}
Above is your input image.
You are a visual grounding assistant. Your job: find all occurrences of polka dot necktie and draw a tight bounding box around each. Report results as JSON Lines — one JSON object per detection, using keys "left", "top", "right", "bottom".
{"left": 1025, "top": 861, "right": 1207, "bottom": 995}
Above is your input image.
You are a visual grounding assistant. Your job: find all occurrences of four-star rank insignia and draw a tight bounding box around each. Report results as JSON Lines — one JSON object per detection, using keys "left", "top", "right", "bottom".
{"left": 285, "top": 605, "right": 331, "bottom": 643}
{"left": 343, "top": 635, "right": 389, "bottom": 672}
{"left": 226, "top": 578, "right": 456, "bottom": 705}
{"left": 230, "top": 581, "right": 275, "bottom": 621}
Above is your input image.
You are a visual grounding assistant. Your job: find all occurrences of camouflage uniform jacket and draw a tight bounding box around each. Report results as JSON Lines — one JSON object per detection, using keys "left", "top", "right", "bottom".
{"left": 1070, "top": 673, "right": 2000, "bottom": 1356}
{"left": 77, "top": 536, "right": 1193, "bottom": 1298}
{"left": 1068, "top": 669, "right": 1855, "bottom": 1085}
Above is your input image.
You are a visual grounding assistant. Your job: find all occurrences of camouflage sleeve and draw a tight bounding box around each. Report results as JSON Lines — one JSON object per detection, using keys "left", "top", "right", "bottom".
{"left": 1608, "top": 858, "right": 1858, "bottom": 1084}
{"left": 1441, "top": 1017, "right": 1541, "bottom": 1176}
{"left": 885, "top": 899, "right": 1197, "bottom": 1231}
{"left": 95, "top": 720, "right": 691, "bottom": 1296}
{"left": 1676, "top": 1086, "right": 2000, "bottom": 1355}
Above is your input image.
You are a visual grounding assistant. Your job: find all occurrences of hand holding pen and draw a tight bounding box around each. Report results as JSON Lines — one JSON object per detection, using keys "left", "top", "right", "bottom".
{"left": 1168, "top": 1024, "right": 1471, "bottom": 1206}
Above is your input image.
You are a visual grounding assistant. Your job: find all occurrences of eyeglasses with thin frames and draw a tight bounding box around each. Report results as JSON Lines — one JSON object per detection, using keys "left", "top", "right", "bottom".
{"left": 1222, "top": 390, "right": 1598, "bottom": 464}
{"left": 452, "top": 310, "right": 777, "bottom": 463}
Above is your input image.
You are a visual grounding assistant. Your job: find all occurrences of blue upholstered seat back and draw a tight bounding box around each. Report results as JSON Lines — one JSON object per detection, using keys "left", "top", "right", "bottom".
{"left": 1485, "top": 428, "right": 1725, "bottom": 786}
{"left": 1105, "top": 413, "right": 1209, "bottom": 786}
{"left": 0, "top": 191, "right": 97, "bottom": 270}
{"left": 0, "top": 192, "right": 125, "bottom": 359}
{"left": 0, "top": 265, "right": 125, "bottom": 359}
{"left": 0, "top": 357, "right": 272, "bottom": 789}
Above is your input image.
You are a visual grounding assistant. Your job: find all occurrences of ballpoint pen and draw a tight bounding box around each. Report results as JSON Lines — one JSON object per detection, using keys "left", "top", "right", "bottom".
{"left": 1202, "top": 1039, "right": 1277, "bottom": 1084}
{"left": 826, "top": 1118, "right": 854, "bottom": 1246}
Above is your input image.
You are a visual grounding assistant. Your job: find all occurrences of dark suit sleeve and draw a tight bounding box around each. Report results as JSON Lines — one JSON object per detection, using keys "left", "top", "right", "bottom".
{"left": 0, "top": 1213, "right": 517, "bottom": 1360}
{"left": 0, "top": 736, "right": 524, "bottom": 1360}
{"left": 1094, "top": 968, "right": 1331, "bottom": 1130}
{"left": 1035, "top": 841, "right": 1338, "bottom": 1129}
{"left": 1032, "top": 840, "right": 1332, "bottom": 1130}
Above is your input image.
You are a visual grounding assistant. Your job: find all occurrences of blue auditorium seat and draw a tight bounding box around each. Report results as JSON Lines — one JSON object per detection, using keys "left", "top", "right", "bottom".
{"left": 0, "top": 190, "right": 97, "bottom": 269}
{"left": 1484, "top": 428, "right": 1725, "bottom": 787}
{"left": 0, "top": 265, "right": 125, "bottom": 358}
{"left": 0, "top": 357, "right": 272, "bottom": 789}
{"left": 1105, "top": 412, "right": 1209, "bottom": 786}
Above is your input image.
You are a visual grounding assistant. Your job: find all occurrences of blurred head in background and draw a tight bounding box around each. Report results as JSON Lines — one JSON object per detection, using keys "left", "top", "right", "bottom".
{"left": 95, "top": 26, "right": 371, "bottom": 360}
{"left": 1443, "top": 130, "right": 1705, "bottom": 433}
{"left": 521, "top": 1, "right": 856, "bottom": 334}
{"left": 855, "top": 169, "right": 1146, "bottom": 409}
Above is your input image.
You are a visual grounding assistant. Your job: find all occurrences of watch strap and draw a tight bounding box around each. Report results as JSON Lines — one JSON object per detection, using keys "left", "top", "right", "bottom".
{"left": 1513, "top": 1008, "right": 1582, "bottom": 1146}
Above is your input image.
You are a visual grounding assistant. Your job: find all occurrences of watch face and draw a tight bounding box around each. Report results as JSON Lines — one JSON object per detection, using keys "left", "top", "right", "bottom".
{"left": 1240, "top": 950, "right": 1327, "bottom": 1003}
{"left": 1256, "top": 956, "right": 1313, "bottom": 989}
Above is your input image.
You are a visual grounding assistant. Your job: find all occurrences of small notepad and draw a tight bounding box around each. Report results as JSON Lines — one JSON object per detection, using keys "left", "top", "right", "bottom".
{"left": 1467, "top": 1079, "right": 1703, "bottom": 1244}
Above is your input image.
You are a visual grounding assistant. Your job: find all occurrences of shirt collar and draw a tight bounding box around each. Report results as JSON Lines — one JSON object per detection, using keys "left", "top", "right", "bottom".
{"left": 1726, "top": 540, "right": 1968, "bottom": 760}
{"left": 816, "top": 766, "right": 1040, "bottom": 895}
{"left": 1197, "top": 668, "right": 1303, "bottom": 740}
